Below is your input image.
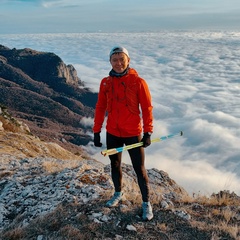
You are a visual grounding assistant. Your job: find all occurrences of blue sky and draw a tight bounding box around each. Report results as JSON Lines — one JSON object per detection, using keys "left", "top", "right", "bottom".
{"left": 1, "top": 0, "right": 240, "bottom": 33}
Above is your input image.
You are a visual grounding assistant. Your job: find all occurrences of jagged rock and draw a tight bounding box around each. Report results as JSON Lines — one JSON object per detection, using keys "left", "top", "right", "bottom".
{"left": 174, "top": 209, "right": 191, "bottom": 220}
{"left": 126, "top": 224, "right": 137, "bottom": 231}
{"left": 0, "top": 157, "right": 189, "bottom": 230}
{"left": 161, "top": 200, "right": 170, "bottom": 209}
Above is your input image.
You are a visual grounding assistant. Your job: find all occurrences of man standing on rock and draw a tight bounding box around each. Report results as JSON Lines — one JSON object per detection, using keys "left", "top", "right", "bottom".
{"left": 93, "top": 46, "right": 154, "bottom": 221}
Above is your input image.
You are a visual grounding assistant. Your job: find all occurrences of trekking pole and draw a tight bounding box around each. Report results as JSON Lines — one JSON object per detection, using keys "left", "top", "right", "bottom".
{"left": 101, "top": 131, "right": 183, "bottom": 156}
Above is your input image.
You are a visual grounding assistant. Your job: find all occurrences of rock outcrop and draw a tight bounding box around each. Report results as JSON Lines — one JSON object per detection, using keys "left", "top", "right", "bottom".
{"left": 0, "top": 157, "right": 189, "bottom": 230}
{"left": 0, "top": 45, "right": 98, "bottom": 151}
{"left": 1, "top": 155, "right": 239, "bottom": 240}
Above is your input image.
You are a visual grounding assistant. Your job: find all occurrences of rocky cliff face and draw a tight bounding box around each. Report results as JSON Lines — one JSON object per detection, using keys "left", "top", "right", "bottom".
{"left": 0, "top": 45, "right": 80, "bottom": 88}
{"left": 0, "top": 45, "right": 98, "bottom": 151}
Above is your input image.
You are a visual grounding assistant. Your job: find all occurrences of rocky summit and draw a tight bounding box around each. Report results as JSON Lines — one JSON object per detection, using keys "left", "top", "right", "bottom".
{"left": 0, "top": 150, "right": 239, "bottom": 239}
{"left": 0, "top": 111, "right": 240, "bottom": 239}
{"left": 0, "top": 157, "right": 189, "bottom": 230}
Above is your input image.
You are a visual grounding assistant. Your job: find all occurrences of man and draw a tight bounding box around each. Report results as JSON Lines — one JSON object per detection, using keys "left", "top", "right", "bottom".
{"left": 93, "top": 46, "right": 154, "bottom": 221}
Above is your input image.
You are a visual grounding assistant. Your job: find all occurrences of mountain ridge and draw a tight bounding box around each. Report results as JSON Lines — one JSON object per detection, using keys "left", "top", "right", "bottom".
{"left": 0, "top": 44, "right": 97, "bottom": 152}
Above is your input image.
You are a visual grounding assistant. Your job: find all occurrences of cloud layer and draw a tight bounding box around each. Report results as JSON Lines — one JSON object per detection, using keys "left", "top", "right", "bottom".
{"left": 1, "top": 31, "right": 239, "bottom": 195}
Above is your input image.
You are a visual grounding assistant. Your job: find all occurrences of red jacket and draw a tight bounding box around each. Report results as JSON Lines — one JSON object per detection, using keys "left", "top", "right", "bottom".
{"left": 93, "top": 68, "right": 153, "bottom": 137}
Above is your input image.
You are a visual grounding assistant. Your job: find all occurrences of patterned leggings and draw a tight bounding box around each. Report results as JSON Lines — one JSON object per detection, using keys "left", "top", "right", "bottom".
{"left": 106, "top": 132, "right": 150, "bottom": 202}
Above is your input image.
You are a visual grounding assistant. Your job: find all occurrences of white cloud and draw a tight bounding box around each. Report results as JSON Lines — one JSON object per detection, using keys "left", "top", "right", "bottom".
{"left": 147, "top": 153, "right": 240, "bottom": 195}
{"left": 80, "top": 117, "right": 94, "bottom": 128}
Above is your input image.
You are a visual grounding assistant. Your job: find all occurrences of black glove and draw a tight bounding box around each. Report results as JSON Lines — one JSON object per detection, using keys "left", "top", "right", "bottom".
{"left": 141, "top": 132, "right": 151, "bottom": 148}
{"left": 94, "top": 132, "right": 102, "bottom": 147}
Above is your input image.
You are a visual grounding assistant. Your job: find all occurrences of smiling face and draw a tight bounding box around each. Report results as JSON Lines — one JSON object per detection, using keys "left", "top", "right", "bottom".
{"left": 110, "top": 52, "right": 130, "bottom": 73}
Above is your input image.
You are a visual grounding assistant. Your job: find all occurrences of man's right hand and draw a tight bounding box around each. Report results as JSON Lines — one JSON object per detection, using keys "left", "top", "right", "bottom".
{"left": 94, "top": 132, "right": 102, "bottom": 147}
{"left": 141, "top": 132, "right": 151, "bottom": 148}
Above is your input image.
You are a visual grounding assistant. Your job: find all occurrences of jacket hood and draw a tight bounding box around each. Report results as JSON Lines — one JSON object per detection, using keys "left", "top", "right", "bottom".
{"left": 128, "top": 68, "right": 138, "bottom": 76}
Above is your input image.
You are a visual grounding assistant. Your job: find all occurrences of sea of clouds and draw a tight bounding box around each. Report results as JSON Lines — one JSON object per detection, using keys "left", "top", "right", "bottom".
{"left": 1, "top": 31, "right": 239, "bottom": 196}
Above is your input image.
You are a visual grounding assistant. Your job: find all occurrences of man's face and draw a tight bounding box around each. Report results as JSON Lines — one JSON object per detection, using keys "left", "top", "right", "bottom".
{"left": 110, "top": 53, "right": 130, "bottom": 73}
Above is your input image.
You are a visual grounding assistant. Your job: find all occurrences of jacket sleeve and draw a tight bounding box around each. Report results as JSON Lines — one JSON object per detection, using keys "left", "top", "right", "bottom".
{"left": 138, "top": 78, "right": 153, "bottom": 133}
{"left": 92, "top": 79, "right": 107, "bottom": 133}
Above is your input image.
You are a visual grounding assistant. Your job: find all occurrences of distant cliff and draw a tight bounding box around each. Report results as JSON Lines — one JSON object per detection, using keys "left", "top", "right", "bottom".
{"left": 0, "top": 45, "right": 98, "bottom": 152}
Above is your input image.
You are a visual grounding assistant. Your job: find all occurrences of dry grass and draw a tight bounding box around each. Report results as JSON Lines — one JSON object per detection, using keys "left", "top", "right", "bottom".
{"left": 0, "top": 130, "right": 83, "bottom": 160}
{"left": 42, "top": 159, "right": 81, "bottom": 173}
{"left": 1, "top": 191, "right": 239, "bottom": 240}
{"left": 0, "top": 105, "right": 89, "bottom": 159}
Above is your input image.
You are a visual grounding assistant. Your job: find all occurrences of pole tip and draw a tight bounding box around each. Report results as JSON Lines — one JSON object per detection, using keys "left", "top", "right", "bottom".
{"left": 101, "top": 151, "right": 107, "bottom": 156}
